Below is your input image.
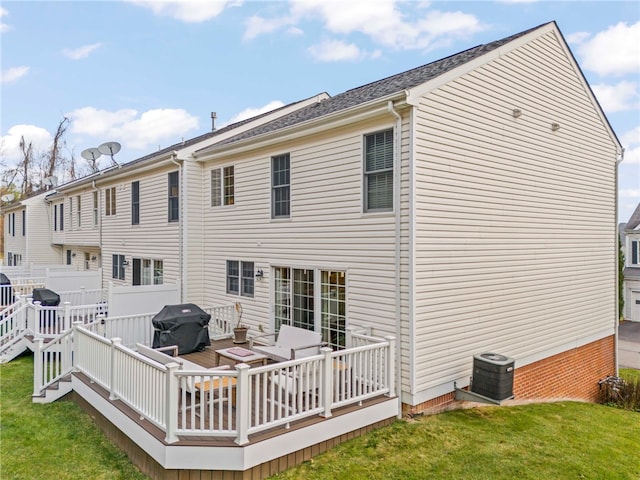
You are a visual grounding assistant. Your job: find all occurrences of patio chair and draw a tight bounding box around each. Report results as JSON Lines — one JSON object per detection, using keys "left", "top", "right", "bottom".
{"left": 271, "top": 361, "right": 322, "bottom": 418}
{"left": 249, "top": 325, "right": 327, "bottom": 362}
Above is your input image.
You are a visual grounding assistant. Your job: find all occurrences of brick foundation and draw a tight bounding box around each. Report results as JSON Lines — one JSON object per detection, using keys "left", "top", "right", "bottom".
{"left": 405, "top": 335, "right": 615, "bottom": 416}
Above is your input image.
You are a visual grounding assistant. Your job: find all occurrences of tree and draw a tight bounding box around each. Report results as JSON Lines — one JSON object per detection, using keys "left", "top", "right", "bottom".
{"left": 0, "top": 116, "right": 83, "bottom": 198}
{"left": 619, "top": 235, "right": 625, "bottom": 321}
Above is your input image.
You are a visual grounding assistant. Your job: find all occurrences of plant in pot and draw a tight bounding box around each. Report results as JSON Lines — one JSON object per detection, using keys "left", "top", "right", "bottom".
{"left": 233, "top": 302, "right": 248, "bottom": 344}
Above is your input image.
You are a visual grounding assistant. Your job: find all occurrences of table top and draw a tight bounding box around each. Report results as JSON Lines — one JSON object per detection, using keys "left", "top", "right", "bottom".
{"left": 216, "top": 346, "right": 267, "bottom": 362}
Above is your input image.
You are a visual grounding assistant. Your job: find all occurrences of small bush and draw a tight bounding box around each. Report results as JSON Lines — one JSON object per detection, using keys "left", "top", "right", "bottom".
{"left": 599, "top": 375, "right": 640, "bottom": 411}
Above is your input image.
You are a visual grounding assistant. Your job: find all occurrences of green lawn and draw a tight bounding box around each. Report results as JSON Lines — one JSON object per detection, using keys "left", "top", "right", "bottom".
{"left": 2, "top": 354, "right": 639, "bottom": 480}
{"left": 0, "top": 353, "right": 148, "bottom": 480}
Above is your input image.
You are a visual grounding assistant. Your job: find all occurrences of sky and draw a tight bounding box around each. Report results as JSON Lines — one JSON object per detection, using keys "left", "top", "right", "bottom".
{"left": 1, "top": 0, "right": 639, "bottom": 222}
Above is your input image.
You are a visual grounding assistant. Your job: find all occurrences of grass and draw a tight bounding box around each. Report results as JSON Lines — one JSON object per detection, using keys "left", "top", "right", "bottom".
{"left": 0, "top": 353, "right": 148, "bottom": 480}
{"left": 620, "top": 368, "right": 640, "bottom": 383}
{"left": 2, "top": 354, "right": 639, "bottom": 480}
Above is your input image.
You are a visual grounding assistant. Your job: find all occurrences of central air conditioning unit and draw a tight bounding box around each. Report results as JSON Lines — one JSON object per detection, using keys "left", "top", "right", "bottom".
{"left": 471, "top": 353, "right": 515, "bottom": 401}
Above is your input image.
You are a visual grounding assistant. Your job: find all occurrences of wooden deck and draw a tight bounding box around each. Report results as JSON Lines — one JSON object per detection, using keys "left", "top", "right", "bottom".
{"left": 74, "top": 337, "right": 393, "bottom": 447}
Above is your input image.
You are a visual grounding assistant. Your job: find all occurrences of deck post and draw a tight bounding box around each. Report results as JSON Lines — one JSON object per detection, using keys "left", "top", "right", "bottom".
{"left": 32, "top": 337, "right": 44, "bottom": 396}
{"left": 320, "top": 347, "right": 333, "bottom": 418}
{"left": 164, "top": 362, "right": 179, "bottom": 444}
{"left": 18, "top": 295, "right": 28, "bottom": 331}
{"left": 385, "top": 336, "right": 396, "bottom": 398}
{"left": 63, "top": 301, "right": 72, "bottom": 332}
{"left": 234, "top": 363, "right": 250, "bottom": 445}
{"left": 109, "top": 337, "right": 122, "bottom": 401}
{"left": 33, "top": 301, "right": 42, "bottom": 337}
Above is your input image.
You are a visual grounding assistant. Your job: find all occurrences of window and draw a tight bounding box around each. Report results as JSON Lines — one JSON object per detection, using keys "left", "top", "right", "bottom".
{"left": 364, "top": 129, "right": 394, "bottom": 212}
{"left": 9, "top": 213, "right": 15, "bottom": 236}
{"left": 22, "top": 210, "right": 25, "bottom": 236}
{"left": 84, "top": 252, "right": 90, "bottom": 270}
{"left": 274, "top": 267, "right": 347, "bottom": 350}
{"left": 112, "top": 254, "right": 125, "bottom": 280}
{"left": 105, "top": 187, "right": 116, "bottom": 216}
{"left": 168, "top": 171, "right": 179, "bottom": 222}
{"left": 69, "top": 198, "right": 73, "bottom": 228}
{"left": 53, "top": 205, "right": 57, "bottom": 231}
{"left": 132, "top": 258, "right": 163, "bottom": 285}
{"left": 226, "top": 260, "right": 254, "bottom": 297}
{"left": 131, "top": 181, "right": 140, "bottom": 225}
{"left": 632, "top": 240, "right": 639, "bottom": 265}
{"left": 76, "top": 196, "right": 81, "bottom": 227}
{"left": 93, "top": 191, "right": 99, "bottom": 226}
{"left": 66, "top": 250, "right": 72, "bottom": 265}
{"left": 59, "top": 203, "right": 64, "bottom": 230}
{"left": 211, "top": 166, "right": 235, "bottom": 206}
{"left": 271, "top": 153, "right": 290, "bottom": 218}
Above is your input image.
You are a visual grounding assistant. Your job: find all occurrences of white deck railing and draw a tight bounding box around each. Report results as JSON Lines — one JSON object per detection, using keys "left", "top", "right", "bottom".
{"left": 32, "top": 330, "right": 75, "bottom": 394}
{"left": 30, "top": 301, "right": 108, "bottom": 338}
{"left": 1, "top": 278, "right": 46, "bottom": 304}
{"left": 67, "top": 322, "right": 395, "bottom": 445}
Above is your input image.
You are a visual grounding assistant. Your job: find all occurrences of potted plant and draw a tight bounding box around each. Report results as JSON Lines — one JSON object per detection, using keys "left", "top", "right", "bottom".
{"left": 233, "top": 302, "right": 248, "bottom": 344}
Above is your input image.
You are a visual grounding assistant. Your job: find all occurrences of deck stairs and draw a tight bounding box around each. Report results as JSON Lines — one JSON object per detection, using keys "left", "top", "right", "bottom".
{"left": 0, "top": 301, "right": 32, "bottom": 363}
{"left": 32, "top": 374, "right": 73, "bottom": 404}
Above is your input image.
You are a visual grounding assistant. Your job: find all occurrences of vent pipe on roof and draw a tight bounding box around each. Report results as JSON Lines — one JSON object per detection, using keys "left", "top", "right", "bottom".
{"left": 211, "top": 112, "right": 217, "bottom": 132}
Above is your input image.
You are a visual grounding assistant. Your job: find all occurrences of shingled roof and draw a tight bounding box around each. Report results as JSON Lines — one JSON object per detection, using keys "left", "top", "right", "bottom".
{"left": 198, "top": 22, "right": 548, "bottom": 152}
{"left": 625, "top": 203, "right": 640, "bottom": 231}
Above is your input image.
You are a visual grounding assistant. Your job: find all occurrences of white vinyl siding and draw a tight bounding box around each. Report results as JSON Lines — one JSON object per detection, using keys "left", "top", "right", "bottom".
{"left": 410, "top": 30, "right": 617, "bottom": 401}
{"left": 100, "top": 168, "right": 180, "bottom": 288}
{"left": 200, "top": 115, "right": 402, "bottom": 342}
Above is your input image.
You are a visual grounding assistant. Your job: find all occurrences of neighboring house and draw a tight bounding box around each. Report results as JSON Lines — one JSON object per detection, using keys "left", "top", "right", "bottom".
{"left": 6, "top": 21, "right": 621, "bottom": 415}
{"left": 24, "top": 94, "right": 329, "bottom": 290}
{"left": 623, "top": 203, "right": 640, "bottom": 322}
{"left": 2, "top": 190, "right": 60, "bottom": 267}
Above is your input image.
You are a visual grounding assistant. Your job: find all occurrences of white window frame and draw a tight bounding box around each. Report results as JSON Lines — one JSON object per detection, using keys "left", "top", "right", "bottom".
{"left": 226, "top": 260, "right": 254, "bottom": 297}
{"left": 105, "top": 187, "right": 116, "bottom": 216}
{"left": 363, "top": 128, "right": 394, "bottom": 213}
{"left": 211, "top": 165, "right": 235, "bottom": 207}
{"left": 271, "top": 153, "right": 290, "bottom": 219}
{"left": 112, "top": 254, "right": 125, "bottom": 280}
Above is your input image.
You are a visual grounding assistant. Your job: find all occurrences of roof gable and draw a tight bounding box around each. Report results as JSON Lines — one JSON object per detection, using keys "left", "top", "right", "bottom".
{"left": 625, "top": 203, "right": 640, "bottom": 231}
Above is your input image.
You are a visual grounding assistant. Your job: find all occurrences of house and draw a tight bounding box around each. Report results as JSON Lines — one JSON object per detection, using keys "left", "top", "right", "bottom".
{"left": 40, "top": 94, "right": 329, "bottom": 292}
{"left": 2, "top": 21, "right": 623, "bottom": 479}
{"left": 622, "top": 203, "right": 640, "bottom": 322}
{"left": 2, "top": 190, "right": 60, "bottom": 267}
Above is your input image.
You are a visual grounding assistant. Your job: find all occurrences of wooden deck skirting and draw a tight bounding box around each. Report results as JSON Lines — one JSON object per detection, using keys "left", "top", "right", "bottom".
{"left": 69, "top": 339, "right": 399, "bottom": 479}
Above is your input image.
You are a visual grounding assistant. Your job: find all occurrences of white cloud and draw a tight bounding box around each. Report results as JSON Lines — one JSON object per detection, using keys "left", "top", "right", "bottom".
{"left": 62, "top": 43, "right": 103, "bottom": 60}
{"left": 223, "top": 101, "right": 286, "bottom": 126}
{"left": 0, "top": 6, "right": 10, "bottom": 33}
{"left": 591, "top": 81, "right": 639, "bottom": 113}
{"left": 619, "top": 188, "right": 640, "bottom": 198}
{"left": 245, "top": 0, "right": 484, "bottom": 56}
{"left": 619, "top": 127, "right": 640, "bottom": 165}
{"left": 1, "top": 66, "right": 29, "bottom": 84}
{"left": 578, "top": 21, "right": 640, "bottom": 76}
{"left": 565, "top": 31, "right": 590, "bottom": 45}
{"left": 0, "top": 125, "right": 54, "bottom": 168}
{"left": 68, "top": 107, "right": 199, "bottom": 150}
{"left": 127, "top": 0, "right": 241, "bottom": 23}
{"left": 308, "top": 39, "right": 363, "bottom": 62}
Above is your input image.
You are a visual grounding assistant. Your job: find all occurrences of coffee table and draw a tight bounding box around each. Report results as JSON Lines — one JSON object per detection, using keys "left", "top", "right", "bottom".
{"left": 215, "top": 347, "right": 268, "bottom": 366}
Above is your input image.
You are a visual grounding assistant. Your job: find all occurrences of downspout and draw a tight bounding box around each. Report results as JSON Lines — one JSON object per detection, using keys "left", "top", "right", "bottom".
{"left": 92, "top": 180, "right": 103, "bottom": 279}
{"left": 170, "top": 152, "right": 184, "bottom": 302}
{"left": 615, "top": 147, "right": 625, "bottom": 376}
{"left": 388, "top": 100, "right": 403, "bottom": 418}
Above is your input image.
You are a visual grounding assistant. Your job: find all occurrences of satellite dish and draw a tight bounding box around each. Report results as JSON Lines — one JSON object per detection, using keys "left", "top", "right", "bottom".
{"left": 1, "top": 193, "right": 15, "bottom": 202}
{"left": 42, "top": 176, "right": 58, "bottom": 187}
{"left": 81, "top": 148, "right": 102, "bottom": 161}
{"left": 98, "top": 142, "right": 121, "bottom": 156}
{"left": 98, "top": 141, "right": 121, "bottom": 167}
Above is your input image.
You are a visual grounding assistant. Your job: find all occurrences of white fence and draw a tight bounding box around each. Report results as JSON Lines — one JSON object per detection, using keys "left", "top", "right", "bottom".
{"left": 63, "top": 324, "right": 395, "bottom": 445}
{"left": 83, "top": 304, "right": 235, "bottom": 349}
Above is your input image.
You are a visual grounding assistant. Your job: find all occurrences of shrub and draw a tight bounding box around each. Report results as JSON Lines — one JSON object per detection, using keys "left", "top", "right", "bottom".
{"left": 599, "top": 374, "right": 640, "bottom": 411}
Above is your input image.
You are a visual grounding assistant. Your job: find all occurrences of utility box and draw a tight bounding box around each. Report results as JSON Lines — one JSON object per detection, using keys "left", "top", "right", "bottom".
{"left": 471, "top": 352, "right": 515, "bottom": 401}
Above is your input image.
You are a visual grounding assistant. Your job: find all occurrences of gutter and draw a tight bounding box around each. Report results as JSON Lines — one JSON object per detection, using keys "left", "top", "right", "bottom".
{"left": 387, "top": 100, "right": 403, "bottom": 418}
